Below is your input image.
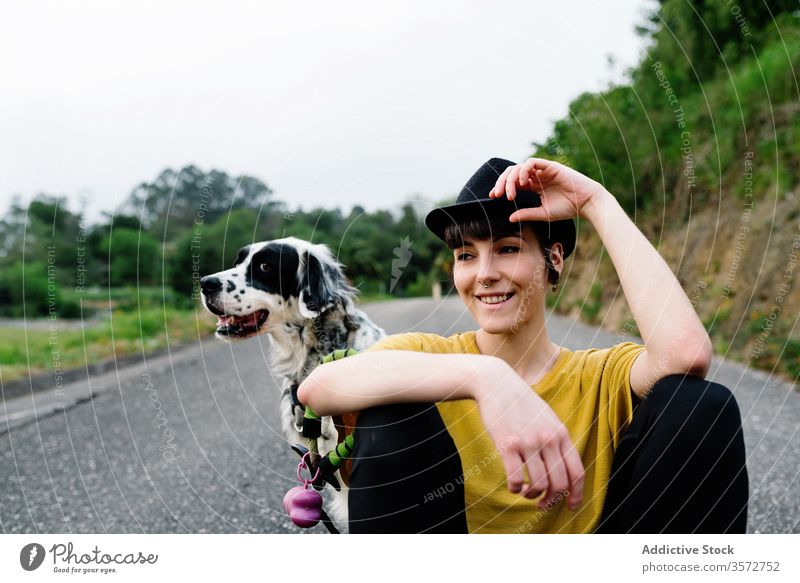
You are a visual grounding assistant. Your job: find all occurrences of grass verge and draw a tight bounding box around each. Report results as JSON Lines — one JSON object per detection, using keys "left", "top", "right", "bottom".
{"left": 0, "top": 307, "right": 217, "bottom": 384}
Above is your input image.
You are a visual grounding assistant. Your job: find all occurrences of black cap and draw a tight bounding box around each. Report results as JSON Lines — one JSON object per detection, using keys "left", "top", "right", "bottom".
{"left": 425, "top": 158, "right": 576, "bottom": 258}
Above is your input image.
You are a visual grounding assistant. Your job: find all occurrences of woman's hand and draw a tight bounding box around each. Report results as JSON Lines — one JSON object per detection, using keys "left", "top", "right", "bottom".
{"left": 489, "top": 157, "right": 609, "bottom": 223}
{"left": 471, "top": 361, "right": 585, "bottom": 511}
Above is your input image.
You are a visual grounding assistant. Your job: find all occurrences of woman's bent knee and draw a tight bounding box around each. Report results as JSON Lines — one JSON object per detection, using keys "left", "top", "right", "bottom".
{"left": 348, "top": 402, "right": 467, "bottom": 533}
{"left": 353, "top": 402, "right": 446, "bottom": 458}
{"left": 647, "top": 374, "right": 742, "bottom": 425}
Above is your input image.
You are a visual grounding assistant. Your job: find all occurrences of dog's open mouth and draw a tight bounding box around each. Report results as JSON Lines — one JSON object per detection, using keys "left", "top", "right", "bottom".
{"left": 215, "top": 309, "right": 270, "bottom": 338}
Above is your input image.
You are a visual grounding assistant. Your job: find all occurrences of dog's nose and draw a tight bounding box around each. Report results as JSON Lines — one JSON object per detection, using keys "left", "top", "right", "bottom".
{"left": 200, "top": 276, "right": 222, "bottom": 295}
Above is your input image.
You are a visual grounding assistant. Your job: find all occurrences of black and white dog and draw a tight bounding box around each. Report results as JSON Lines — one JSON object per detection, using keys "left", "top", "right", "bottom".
{"left": 199, "top": 237, "right": 385, "bottom": 530}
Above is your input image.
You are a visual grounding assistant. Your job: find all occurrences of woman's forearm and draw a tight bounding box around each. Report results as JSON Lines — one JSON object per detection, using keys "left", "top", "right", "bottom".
{"left": 297, "top": 350, "right": 507, "bottom": 415}
{"left": 582, "top": 189, "right": 712, "bottom": 374}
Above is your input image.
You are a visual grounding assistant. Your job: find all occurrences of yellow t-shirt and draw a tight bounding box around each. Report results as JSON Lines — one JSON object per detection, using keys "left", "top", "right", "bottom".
{"left": 363, "top": 330, "right": 645, "bottom": 534}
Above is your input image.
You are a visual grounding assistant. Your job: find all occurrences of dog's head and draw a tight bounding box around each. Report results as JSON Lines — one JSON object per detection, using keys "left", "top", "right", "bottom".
{"left": 199, "top": 237, "right": 357, "bottom": 340}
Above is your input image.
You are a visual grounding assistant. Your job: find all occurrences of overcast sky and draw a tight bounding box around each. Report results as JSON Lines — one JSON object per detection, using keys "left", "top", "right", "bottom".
{"left": 1, "top": 0, "right": 649, "bottom": 222}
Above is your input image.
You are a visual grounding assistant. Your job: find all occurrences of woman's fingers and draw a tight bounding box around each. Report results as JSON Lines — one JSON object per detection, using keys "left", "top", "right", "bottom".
{"left": 532, "top": 168, "right": 546, "bottom": 190}
{"left": 561, "top": 440, "right": 585, "bottom": 511}
{"left": 521, "top": 451, "right": 549, "bottom": 499}
{"left": 519, "top": 160, "right": 535, "bottom": 189}
{"left": 489, "top": 160, "right": 564, "bottom": 200}
{"left": 504, "top": 166, "right": 521, "bottom": 200}
{"left": 492, "top": 157, "right": 598, "bottom": 203}
{"left": 527, "top": 157, "right": 557, "bottom": 173}
{"left": 508, "top": 206, "right": 548, "bottom": 223}
{"left": 500, "top": 451, "right": 527, "bottom": 494}
{"left": 491, "top": 167, "right": 513, "bottom": 198}
{"left": 539, "top": 441, "right": 570, "bottom": 509}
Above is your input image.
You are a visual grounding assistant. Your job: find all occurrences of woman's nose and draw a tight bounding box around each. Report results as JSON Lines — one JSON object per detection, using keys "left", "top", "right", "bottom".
{"left": 476, "top": 256, "right": 500, "bottom": 284}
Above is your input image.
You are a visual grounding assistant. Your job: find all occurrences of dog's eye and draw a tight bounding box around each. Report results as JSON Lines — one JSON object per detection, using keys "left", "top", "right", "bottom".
{"left": 259, "top": 263, "right": 270, "bottom": 273}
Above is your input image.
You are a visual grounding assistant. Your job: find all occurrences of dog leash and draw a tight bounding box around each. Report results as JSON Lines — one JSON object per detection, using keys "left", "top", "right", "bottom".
{"left": 285, "top": 348, "right": 360, "bottom": 534}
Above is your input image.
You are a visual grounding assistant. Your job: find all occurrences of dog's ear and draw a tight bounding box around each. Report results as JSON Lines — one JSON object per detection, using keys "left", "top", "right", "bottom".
{"left": 298, "top": 250, "right": 349, "bottom": 318}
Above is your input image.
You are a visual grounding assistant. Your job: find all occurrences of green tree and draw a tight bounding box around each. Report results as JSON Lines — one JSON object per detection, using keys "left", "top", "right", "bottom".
{"left": 0, "top": 195, "right": 87, "bottom": 291}
{"left": 0, "top": 261, "right": 49, "bottom": 317}
{"left": 123, "top": 165, "right": 279, "bottom": 241}
{"left": 102, "top": 229, "right": 162, "bottom": 287}
{"left": 632, "top": 0, "right": 799, "bottom": 95}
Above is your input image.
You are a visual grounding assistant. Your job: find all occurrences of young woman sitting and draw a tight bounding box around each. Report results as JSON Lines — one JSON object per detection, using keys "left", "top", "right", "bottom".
{"left": 298, "top": 157, "right": 749, "bottom": 534}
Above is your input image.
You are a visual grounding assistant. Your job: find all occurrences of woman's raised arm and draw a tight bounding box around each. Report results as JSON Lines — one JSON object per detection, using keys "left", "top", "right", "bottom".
{"left": 491, "top": 158, "right": 713, "bottom": 397}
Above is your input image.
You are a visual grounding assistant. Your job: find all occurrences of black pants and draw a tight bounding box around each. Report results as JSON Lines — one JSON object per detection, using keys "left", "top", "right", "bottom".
{"left": 348, "top": 374, "right": 749, "bottom": 533}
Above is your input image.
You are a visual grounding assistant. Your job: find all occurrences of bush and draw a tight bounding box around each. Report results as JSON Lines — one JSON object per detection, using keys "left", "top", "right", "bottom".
{"left": 0, "top": 262, "right": 50, "bottom": 317}
{"left": 102, "top": 229, "right": 162, "bottom": 287}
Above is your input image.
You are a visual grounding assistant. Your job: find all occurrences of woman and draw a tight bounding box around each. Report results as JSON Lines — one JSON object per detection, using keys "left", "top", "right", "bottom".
{"left": 298, "top": 157, "right": 748, "bottom": 533}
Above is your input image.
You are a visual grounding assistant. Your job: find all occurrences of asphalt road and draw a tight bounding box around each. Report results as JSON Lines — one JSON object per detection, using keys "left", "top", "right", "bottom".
{"left": 1, "top": 297, "right": 798, "bottom": 533}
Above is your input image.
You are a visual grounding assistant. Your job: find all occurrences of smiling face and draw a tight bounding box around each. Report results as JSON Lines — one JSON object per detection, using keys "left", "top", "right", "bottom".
{"left": 450, "top": 223, "right": 563, "bottom": 335}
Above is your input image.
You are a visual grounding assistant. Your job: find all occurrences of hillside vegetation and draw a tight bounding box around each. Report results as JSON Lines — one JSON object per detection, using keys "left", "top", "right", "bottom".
{"left": 536, "top": 2, "right": 800, "bottom": 380}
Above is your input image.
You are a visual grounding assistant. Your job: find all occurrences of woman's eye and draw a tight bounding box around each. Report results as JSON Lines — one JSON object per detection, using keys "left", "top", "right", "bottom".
{"left": 259, "top": 263, "right": 270, "bottom": 272}
{"left": 500, "top": 246, "right": 519, "bottom": 254}
{"left": 455, "top": 253, "right": 473, "bottom": 262}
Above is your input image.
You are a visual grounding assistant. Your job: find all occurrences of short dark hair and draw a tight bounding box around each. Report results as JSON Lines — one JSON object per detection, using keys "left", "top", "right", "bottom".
{"left": 443, "top": 216, "right": 561, "bottom": 285}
